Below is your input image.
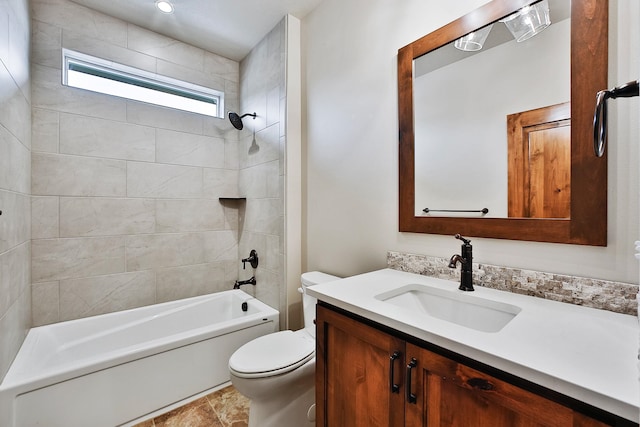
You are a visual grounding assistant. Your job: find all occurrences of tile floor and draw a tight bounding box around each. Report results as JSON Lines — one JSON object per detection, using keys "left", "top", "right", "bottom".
{"left": 133, "top": 385, "right": 249, "bottom": 427}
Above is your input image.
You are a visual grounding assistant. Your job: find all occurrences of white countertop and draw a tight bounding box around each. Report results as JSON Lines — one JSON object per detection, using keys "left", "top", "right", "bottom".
{"left": 307, "top": 268, "right": 640, "bottom": 422}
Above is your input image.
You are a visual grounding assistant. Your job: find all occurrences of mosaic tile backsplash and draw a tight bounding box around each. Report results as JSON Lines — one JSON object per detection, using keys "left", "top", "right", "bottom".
{"left": 388, "top": 251, "right": 638, "bottom": 316}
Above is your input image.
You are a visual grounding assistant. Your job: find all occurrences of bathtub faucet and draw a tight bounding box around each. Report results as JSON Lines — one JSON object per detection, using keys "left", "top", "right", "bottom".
{"left": 234, "top": 276, "right": 257, "bottom": 289}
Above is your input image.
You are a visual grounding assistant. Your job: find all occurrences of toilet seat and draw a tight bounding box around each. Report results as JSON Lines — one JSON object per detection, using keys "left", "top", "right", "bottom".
{"left": 229, "top": 330, "right": 315, "bottom": 379}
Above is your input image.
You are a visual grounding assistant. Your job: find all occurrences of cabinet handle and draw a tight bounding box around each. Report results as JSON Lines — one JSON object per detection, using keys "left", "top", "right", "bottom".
{"left": 389, "top": 351, "right": 401, "bottom": 393}
{"left": 467, "top": 377, "right": 494, "bottom": 391}
{"left": 406, "top": 357, "right": 417, "bottom": 404}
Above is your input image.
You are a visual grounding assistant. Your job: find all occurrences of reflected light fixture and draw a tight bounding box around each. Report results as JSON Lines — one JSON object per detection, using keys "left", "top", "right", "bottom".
{"left": 500, "top": 0, "right": 551, "bottom": 42}
{"left": 155, "top": 0, "right": 174, "bottom": 14}
{"left": 454, "top": 24, "right": 494, "bottom": 52}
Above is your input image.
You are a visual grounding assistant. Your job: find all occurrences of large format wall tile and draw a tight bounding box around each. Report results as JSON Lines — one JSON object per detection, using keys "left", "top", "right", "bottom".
{"left": 126, "top": 162, "right": 203, "bottom": 198}
{"left": 59, "top": 113, "right": 155, "bottom": 161}
{"left": 156, "top": 199, "right": 225, "bottom": 233}
{"left": 0, "top": 190, "right": 30, "bottom": 253}
{"left": 32, "top": 236, "right": 126, "bottom": 282}
{"left": 126, "top": 233, "right": 208, "bottom": 271}
{"left": 31, "top": 196, "right": 59, "bottom": 239}
{"left": 1, "top": 0, "right": 30, "bottom": 383}
{"left": 32, "top": 152, "right": 127, "bottom": 196}
{"left": 156, "top": 262, "right": 227, "bottom": 302}
{"left": 59, "top": 197, "right": 156, "bottom": 237}
{"left": 59, "top": 270, "right": 155, "bottom": 321}
{"left": 156, "top": 129, "right": 224, "bottom": 168}
{"left": 31, "top": 0, "right": 127, "bottom": 47}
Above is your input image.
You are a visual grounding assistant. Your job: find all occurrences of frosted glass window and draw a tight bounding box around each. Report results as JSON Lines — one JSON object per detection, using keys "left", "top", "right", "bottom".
{"left": 62, "top": 49, "right": 223, "bottom": 118}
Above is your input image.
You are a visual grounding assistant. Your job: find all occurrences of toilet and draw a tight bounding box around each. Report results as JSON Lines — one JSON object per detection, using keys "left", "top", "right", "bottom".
{"left": 228, "top": 271, "right": 340, "bottom": 427}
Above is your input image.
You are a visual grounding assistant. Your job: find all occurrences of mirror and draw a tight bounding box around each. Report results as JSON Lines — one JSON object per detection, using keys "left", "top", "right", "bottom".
{"left": 398, "top": 0, "right": 608, "bottom": 245}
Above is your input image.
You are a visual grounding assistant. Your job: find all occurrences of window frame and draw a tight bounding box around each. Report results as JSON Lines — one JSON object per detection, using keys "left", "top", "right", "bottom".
{"left": 62, "top": 48, "right": 224, "bottom": 118}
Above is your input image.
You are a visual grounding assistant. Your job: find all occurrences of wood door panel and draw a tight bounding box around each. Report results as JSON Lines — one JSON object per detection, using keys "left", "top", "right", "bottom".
{"left": 406, "top": 343, "right": 574, "bottom": 427}
{"left": 316, "top": 305, "right": 405, "bottom": 427}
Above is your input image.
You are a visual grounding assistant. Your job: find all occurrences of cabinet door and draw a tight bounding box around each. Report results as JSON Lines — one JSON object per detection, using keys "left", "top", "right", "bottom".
{"left": 405, "top": 342, "right": 579, "bottom": 427}
{"left": 316, "top": 305, "right": 406, "bottom": 427}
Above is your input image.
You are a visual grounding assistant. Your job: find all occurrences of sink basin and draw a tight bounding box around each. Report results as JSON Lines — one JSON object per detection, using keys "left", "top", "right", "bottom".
{"left": 375, "top": 284, "right": 521, "bottom": 332}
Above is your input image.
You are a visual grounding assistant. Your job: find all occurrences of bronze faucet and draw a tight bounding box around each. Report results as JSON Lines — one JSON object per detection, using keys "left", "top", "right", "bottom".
{"left": 448, "top": 234, "right": 474, "bottom": 291}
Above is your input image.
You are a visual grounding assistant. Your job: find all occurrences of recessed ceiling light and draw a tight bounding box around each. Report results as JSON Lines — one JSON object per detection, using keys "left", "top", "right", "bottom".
{"left": 155, "top": 0, "right": 174, "bottom": 14}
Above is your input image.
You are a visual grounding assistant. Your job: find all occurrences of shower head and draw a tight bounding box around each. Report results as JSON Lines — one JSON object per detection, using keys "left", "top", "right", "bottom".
{"left": 228, "top": 112, "right": 257, "bottom": 130}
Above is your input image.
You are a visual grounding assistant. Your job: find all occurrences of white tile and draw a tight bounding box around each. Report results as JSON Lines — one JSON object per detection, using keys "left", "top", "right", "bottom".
{"left": 31, "top": 0, "right": 127, "bottom": 47}
{"left": 243, "top": 198, "right": 282, "bottom": 235}
{"left": 156, "top": 199, "right": 225, "bottom": 233}
{"left": 30, "top": 19, "right": 61, "bottom": 68}
{"left": 59, "top": 197, "right": 156, "bottom": 237}
{"left": 32, "top": 108, "right": 59, "bottom": 153}
{"left": 0, "top": 190, "right": 30, "bottom": 253}
{"left": 125, "top": 233, "right": 207, "bottom": 271}
{"left": 32, "top": 196, "right": 59, "bottom": 239}
{"left": 156, "top": 129, "right": 224, "bottom": 168}
{"left": 239, "top": 160, "right": 279, "bottom": 199}
{"left": 156, "top": 262, "right": 227, "bottom": 303}
{"left": 127, "top": 25, "right": 204, "bottom": 71}
{"left": 32, "top": 153, "right": 127, "bottom": 196}
{"left": 60, "top": 113, "right": 155, "bottom": 161}
{"left": 59, "top": 270, "right": 155, "bottom": 321}
{"left": 0, "top": 242, "right": 30, "bottom": 318}
{"left": 203, "top": 168, "right": 238, "bottom": 198}
{"left": 203, "top": 53, "right": 239, "bottom": 83}
{"left": 203, "top": 230, "right": 238, "bottom": 262}
{"left": 32, "top": 236, "right": 126, "bottom": 282}
{"left": 32, "top": 63, "right": 127, "bottom": 122}
{"left": 126, "top": 162, "right": 203, "bottom": 198}
{"left": 62, "top": 29, "right": 157, "bottom": 74}
{"left": 156, "top": 59, "right": 225, "bottom": 92}
{"left": 31, "top": 281, "right": 59, "bottom": 326}
{"left": 0, "top": 290, "right": 30, "bottom": 381}
{"left": 0, "top": 124, "right": 30, "bottom": 193}
{"left": 0, "top": 64, "right": 30, "bottom": 145}
{"left": 125, "top": 99, "right": 204, "bottom": 134}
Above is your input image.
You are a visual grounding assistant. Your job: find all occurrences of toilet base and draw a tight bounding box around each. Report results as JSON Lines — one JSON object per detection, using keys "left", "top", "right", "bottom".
{"left": 248, "top": 385, "right": 314, "bottom": 427}
{"left": 231, "top": 358, "right": 316, "bottom": 427}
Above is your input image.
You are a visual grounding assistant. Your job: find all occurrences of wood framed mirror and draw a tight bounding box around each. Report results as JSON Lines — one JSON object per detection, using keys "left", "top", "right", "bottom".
{"left": 398, "top": 0, "right": 608, "bottom": 245}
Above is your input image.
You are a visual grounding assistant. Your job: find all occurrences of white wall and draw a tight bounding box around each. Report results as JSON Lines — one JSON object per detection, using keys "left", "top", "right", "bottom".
{"left": 302, "top": 0, "right": 640, "bottom": 285}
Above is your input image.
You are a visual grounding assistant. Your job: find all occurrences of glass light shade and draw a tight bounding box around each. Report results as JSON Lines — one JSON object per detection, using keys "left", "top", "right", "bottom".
{"left": 501, "top": 0, "right": 551, "bottom": 42}
{"left": 454, "top": 24, "right": 494, "bottom": 52}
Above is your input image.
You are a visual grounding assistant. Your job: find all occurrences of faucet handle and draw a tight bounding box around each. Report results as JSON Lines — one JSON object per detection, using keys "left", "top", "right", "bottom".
{"left": 454, "top": 234, "right": 471, "bottom": 245}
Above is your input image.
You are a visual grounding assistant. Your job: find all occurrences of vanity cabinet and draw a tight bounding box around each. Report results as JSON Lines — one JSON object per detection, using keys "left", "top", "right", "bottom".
{"left": 316, "top": 304, "right": 621, "bottom": 427}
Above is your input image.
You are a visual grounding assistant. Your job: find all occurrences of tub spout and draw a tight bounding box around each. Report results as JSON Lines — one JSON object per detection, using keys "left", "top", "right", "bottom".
{"left": 234, "top": 276, "right": 257, "bottom": 289}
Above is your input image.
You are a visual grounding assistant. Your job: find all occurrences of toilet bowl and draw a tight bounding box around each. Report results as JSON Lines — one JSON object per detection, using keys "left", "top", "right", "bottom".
{"left": 229, "top": 271, "right": 339, "bottom": 427}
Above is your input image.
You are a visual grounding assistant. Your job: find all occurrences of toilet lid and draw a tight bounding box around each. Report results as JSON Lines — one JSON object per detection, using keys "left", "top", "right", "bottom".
{"left": 229, "top": 330, "right": 314, "bottom": 378}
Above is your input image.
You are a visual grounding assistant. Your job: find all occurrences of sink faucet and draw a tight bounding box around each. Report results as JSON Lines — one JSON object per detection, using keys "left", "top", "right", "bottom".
{"left": 448, "top": 234, "right": 474, "bottom": 291}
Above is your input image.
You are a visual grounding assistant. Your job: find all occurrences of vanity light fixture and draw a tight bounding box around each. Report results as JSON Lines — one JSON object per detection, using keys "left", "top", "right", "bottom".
{"left": 155, "top": 0, "right": 174, "bottom": 14}
{"left": 500, "top": 0, "right": 551, "bottom": 42}
{"left": 454, "top": 24, "right": 494, "bottom": 52}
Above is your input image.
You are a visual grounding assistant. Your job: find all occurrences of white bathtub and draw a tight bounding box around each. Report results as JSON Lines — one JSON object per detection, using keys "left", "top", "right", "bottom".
{"left": 0, "top": 289, "right": 279, "bottom": 427}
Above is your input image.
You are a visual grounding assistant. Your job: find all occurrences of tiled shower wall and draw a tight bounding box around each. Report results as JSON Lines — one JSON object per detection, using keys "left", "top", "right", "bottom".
{"left": 30, "top": 0, "right": 244, "bottom": 325}
{"left": 0, "top": 0, "right": 31, "bottom": 380}
{"left": 238, "top": 18, "right": 287, "bottom": 325}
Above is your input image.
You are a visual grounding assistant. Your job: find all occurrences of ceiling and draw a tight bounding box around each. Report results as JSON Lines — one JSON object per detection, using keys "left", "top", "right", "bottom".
{"left": 69, "top": 0, "right": 323, "bottom": 62}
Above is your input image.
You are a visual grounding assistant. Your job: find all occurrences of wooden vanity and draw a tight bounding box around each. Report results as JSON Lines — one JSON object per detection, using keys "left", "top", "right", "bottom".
{"left": 308, "top": 269, "right": 639, "bottom": 427}
{"left": 316, "top": 303, "right": 634, "bottom": 426}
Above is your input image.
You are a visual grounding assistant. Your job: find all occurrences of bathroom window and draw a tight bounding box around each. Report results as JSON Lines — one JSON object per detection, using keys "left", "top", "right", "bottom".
{"left": 62, "top": 49, "right": 224, "bottom": 118}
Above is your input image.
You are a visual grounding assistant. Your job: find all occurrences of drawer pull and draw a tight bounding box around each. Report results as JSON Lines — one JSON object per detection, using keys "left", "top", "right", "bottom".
{"left": 406, "top": 358, "right": 417, "bottom": 404}
{"left": 467, "top": 377, "right": 494, "bottom": 391}
{"left": 389, "top": 351, "right": 401, "bottom": 393}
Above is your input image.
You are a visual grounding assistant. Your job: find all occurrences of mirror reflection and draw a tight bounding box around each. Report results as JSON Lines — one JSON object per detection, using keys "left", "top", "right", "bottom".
{"left": 413, "top": 0, "right": 570, "bottom": 218}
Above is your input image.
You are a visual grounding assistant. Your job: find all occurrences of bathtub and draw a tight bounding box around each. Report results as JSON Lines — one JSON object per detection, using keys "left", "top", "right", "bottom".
{"left": 0, "top": 289, "right": 279, "bottom": 427}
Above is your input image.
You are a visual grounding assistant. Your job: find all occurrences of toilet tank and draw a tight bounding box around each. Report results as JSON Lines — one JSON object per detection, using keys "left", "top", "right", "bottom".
{"left": 300, "top": 272, "right": 340, "bottom": 337}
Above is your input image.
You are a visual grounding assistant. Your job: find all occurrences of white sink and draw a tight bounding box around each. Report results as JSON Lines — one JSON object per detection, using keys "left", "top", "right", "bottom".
{"left": 375, "top": 284, "right": 521, "bottom": 333}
